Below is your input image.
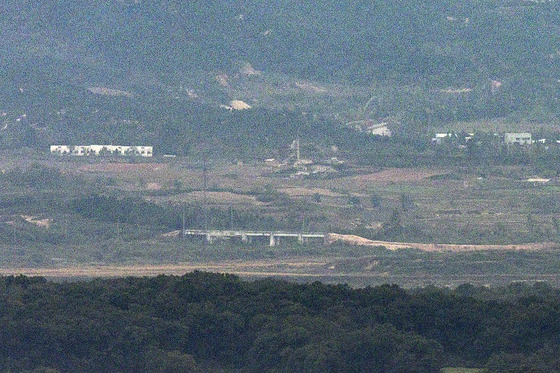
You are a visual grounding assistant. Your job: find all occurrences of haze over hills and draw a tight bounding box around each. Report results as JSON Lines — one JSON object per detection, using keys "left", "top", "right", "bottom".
{"left": 4, "top": 0, "right": 558, "bottom": 81}
{"left": 2, "top": 0, "right": 560, "bottom": 153}
{"left": 5, "top": 4, "right": 560, "bottom": 371}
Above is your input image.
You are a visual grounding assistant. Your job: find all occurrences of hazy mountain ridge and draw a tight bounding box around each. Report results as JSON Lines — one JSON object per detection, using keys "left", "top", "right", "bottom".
{"left": 3, "top": 0, "right": 559, "bottom": 81}
{"left": 2, "top": 0, "right": 560, "bottom": 152}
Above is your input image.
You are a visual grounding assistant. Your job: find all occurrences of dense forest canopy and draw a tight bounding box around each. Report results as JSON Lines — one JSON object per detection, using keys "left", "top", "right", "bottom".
{"left": 3, "top": 0, "right": 559, "bottom": 82}
{"left": 2, "top": 273, "right": 560, "bottom": 372}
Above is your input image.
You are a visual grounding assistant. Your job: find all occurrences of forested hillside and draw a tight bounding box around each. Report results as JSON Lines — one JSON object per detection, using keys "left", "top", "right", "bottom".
{"left": 3, "top": 0, "right": 559, "bottom": 82}
{"left": 2, "top": 273, "right": 560, "bottom": 372}
{"left": 2, "top": 0, "right": 560, "bottom": 154}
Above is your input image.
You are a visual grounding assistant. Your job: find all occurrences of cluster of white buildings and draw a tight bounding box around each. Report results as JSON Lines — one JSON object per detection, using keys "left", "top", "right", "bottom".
{"left": 50, "top": 145, "right": 153, "bottom": 157}
{"left": 351, "top": 121, "right": 392, "bottom": 137}
{"left": 503, "top": 133, "right": 533, "bottom": 145}
{"left": 432, "top": 132, "right": 536, "bottom": 146}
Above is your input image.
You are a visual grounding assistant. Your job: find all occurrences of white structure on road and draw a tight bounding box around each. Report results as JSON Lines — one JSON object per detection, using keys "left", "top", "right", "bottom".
{"left": 50, "top": 145, "right": 153, "bottom": 157}
{"left": 183, "top": 229, "right": 326, "bottom": 247}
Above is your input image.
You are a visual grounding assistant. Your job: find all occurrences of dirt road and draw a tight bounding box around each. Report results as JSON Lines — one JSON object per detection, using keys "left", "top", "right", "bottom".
{"left": 327, "top": 233, "right": 558, "bottom": 252}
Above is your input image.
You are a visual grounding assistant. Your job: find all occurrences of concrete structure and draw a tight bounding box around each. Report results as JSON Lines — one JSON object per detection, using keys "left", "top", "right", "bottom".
{"left": 50, "top": 145, "right": 71, "bottom": 155}
{"left": 505, "top": 133, "right": 532, "bottom": 145}
{"left": 50, "top": 145, "right": 153, "bottom": 157}
{"left": 366, "top": 125, "right": 392, "bottom": 137}
{"left": 327, "top": 157, "right": 344, "bottom": 165}
{"left": 431, "top": 133, "right": 456, "bottom": 144}
{"left": 183, "top": 229, "right": 326, "bottom": 246}
{"left": 526, "top": 177, "right": 551, "bottom": 185}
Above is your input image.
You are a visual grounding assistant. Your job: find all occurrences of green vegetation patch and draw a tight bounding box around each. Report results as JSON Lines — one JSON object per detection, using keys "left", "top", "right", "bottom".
{"left": 0, "top": 274, "right": 559, "bottom": 372}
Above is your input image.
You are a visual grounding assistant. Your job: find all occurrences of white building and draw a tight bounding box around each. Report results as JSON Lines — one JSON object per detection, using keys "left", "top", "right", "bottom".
{"left": 431, "top": 133, "right": 456, "bottom": 144}
{"left": 504, "top": 133, "right": 532, "bottom": 145}
{"left": 50, "top": 145, "right": 71, "bottom": 155}
{"left": 367, "top": 125, "right": 392, "bottom": 137}
{"left": 50, "top": 145, "right": 153, "bottom": 157}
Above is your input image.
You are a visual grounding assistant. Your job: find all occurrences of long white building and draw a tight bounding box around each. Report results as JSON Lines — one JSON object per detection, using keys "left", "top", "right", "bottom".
{"left": 50, "top": 145, "right": 153, "bottom": 157}
{"left": 504, "top": 133, "right": 532, "bottom": 145}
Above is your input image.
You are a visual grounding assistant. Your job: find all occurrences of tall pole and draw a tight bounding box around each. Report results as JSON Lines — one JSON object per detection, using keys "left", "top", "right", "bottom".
{"left": 182, "top": 203, "right": 185, "bottom": 239}
{"left": 203, "top": 158, "right": 208, "bottom": 233}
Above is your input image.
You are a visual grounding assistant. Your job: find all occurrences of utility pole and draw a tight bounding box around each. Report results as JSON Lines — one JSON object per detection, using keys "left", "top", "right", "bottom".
{"left": 202, "top": 157, "right": 209, "bottom": 245}
{"left": 182, "top": 203, "right": 186, "bottom": 240}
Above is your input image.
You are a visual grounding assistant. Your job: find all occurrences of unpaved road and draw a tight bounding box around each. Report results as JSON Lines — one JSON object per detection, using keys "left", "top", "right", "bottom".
{"left": 327, "top": 234, "right": 558, "bottom": 252}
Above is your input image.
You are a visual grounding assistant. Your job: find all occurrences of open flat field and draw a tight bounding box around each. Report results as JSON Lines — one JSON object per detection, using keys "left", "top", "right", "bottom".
{"left": 346, "top": 168, "right": 447, "bottom": 183}
{"left": 4, "top": 249, "right": 560, "bottom": 287}
{"left": 1, "top": 151, "right": 560, "bottom": 286}
{"left": 441, "top": 368, "right": 484, "bottom": 373}
{"left": 3, "top": 152, "right": 560, "bottom": 244}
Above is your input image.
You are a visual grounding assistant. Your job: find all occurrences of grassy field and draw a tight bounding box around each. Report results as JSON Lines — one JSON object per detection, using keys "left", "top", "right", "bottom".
{"left": 3, "top": 152, "right": 560, "bottom": 246}
{"left": 441, "top": 368, "right": 485, "bottom": 373}
{"left": 1, "top": 150, "right": 560, "bottom": 285}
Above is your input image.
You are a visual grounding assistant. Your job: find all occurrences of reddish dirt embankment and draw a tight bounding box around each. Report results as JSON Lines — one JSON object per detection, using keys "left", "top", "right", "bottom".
{"left": 326, "top": 233, "right": 557, "bottom": 252}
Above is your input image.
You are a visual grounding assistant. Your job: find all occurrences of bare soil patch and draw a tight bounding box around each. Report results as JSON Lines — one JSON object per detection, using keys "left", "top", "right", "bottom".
{"left": 149, "top": 191, "right": 262, "bottom": 206}
{"left": 350, "top": 168, "right": 447, "bottom": 183}
{"left": 78, "top": 162, "right": 168, "bottom": 173}
{"left": 87, "top": 87, "right": 133, "bottom": 97}
{"left": 0, "top": 259, "right": 330, "bottom": 279}
{"left": 21, "top": 215, "right": 51, "bottom": 228}
{"left": 295, "top": 81, "right": 327, "bottom": 93}
{"left": 279, "top": 187, "right": 344, "bottom": 197}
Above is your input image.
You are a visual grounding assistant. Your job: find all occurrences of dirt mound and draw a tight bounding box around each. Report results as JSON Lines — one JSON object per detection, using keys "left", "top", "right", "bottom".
{"left": 21, "top": 215, "right": 51, "bottom": 228}
{"left": 229, "top": 100, "right": 252, "bottom": 110}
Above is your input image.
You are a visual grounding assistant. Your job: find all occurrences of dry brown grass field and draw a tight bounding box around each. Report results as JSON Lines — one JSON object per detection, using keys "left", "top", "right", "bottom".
{"left": 8, "top": 153, "right": 560, "bottom": 245}
{"left": 2, "top": 152, "right": 560, "bottom": 285}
